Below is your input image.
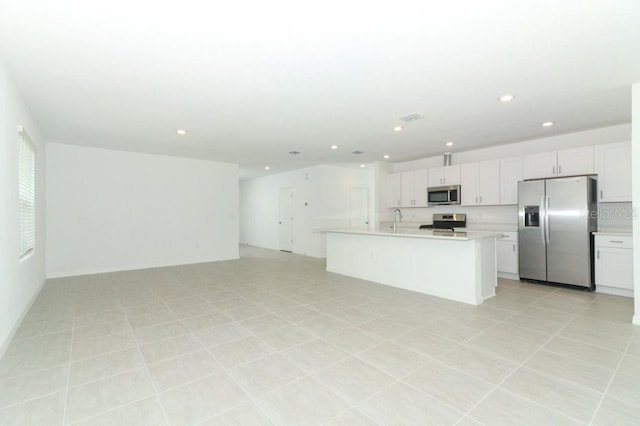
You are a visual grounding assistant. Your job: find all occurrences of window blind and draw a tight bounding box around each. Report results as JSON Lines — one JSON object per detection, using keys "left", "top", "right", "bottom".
{"left": 18, "top": 127, "right": 35, "bottom": 258}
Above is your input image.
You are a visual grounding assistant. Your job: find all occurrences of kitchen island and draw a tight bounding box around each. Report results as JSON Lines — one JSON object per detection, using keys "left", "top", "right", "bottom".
{"left": 325, "top": 228, "right": 497, "bottom": 305}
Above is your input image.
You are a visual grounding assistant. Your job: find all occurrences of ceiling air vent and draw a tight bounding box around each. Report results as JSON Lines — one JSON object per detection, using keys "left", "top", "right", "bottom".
{"left": 397, "top": 113, "right": 424, "bottom": 122}
{"left": 351, "top": 150, "right": 364, "bottom": 155}
{"left": 289, "top": 150, "right": 301, "bottom": 155}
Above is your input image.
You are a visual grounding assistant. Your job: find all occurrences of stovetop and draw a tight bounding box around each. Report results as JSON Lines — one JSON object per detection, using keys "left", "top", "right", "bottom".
{"left": 420, "top": 213, "right": 466, "bottom": 231}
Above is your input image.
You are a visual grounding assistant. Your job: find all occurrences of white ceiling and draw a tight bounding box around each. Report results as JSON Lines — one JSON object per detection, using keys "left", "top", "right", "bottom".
{"left": 1, "top": 0, "right": 639, "bottom": 179}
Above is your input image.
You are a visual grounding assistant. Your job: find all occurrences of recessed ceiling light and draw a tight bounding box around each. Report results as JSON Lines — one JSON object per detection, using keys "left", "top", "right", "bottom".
{"left": 383, "top": 154, "right": 390, "bottom": 159}
{"left": 264, "top": 166, "right": 270, "bottom": 170}
{"left": 393, "top": 126, "right": 403, "bottom": 132}
{"left": 359, "top": 164, "right": 365, "bottom": 168}
{"left": 541, "top": 121, "right": 555, "bottom": 127}
{"left": 445, "top": 141, "right": 454, "bottom": 147}
{"left": 331, "top": 145, "right": 338, "bottom": 150}
{"left": 498, "top": 94, "right": 515, "bottom": 102}
{"left": 176, "top": 129, "right": 187, "bottom": 135}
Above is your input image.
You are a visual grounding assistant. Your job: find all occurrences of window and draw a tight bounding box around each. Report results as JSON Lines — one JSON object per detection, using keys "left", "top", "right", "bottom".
{"left": 18, "top": 126, "right": 35, "bottom": 258}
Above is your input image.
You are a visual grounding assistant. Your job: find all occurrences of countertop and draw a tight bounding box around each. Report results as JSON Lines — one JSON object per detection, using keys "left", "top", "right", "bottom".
{"left": 323, "top": 227, "right": 499, "bottom": 241}
{"left": 592, "top": 231, "right": 632, "bottom": 236}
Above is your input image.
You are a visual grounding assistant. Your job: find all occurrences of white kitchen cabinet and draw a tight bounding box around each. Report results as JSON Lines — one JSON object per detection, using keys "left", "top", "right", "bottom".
{"left": 596, "top": 141, "right": 631, "bottom": 202}
{"left": 522, "top": 151, "right": 557, "bottom": 179}
{"left": 413, "top": 169, "right": 430, "bottom": 206}
{"left": 400, "top": 169, "right": 429, "bottom": 207}
{"left": 522, "top": 147, "right": 594, "bottom": 180}
{"left": 400, "top": 171, "right": 415, "bottom": 207}
{"left": 594, "top": 233, "right": 633, "bottom": 297}
{"left": 460, "top": 160, "right": 500, "bottom": 206}
{"left": 387, "top": 172, "right": 402, "bottom": 207}
{"left": 496, "top": 232, "right": 519, "bottom": 278}
{"left": 500, "top": 156, "right": 522, "bottom": 205}
{"left": 428, "top": 165, "right": 460, "bottom": 187}
{"left": 557, "top": 147, "right": 595, "bottom": 176}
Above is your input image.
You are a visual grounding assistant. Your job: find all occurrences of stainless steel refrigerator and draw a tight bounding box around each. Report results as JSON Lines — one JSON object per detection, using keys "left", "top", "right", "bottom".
{"left": 518, "top": 176, "right": 597, "bottom": 288}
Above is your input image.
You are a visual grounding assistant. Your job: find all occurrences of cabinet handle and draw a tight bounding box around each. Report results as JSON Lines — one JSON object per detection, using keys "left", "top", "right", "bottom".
{"left": 479, "top": 196, "right": 483, "bottom": 203}
{"left": 597, "top": 249, "right": 600, "bottom": 259}
{"left": 600, "top": 190, "right": 603, "bottom": 200}
{"left": 609, "top": 240, "right": 624, "bottom": 244}
{"left": 553, "top": 166, "right": 556, "bottom": 175}
{"left": 512, "top": 243, "right": 515, "bottom": 252}
{"left": 559, "top": 165, "right": 562, "bottom": 174}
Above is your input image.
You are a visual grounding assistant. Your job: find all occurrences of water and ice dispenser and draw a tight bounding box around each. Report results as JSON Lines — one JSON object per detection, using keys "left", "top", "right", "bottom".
{"left": 524, "top": 206, "right": 540, "bottom": 227}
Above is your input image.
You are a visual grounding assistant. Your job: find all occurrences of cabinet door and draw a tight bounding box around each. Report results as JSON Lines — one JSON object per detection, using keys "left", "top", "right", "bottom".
{"left": 400, "top": 171, "right": 415, "bottom": 206}
{"left": 428, "top": 167, "right": 443, "bottom": 187}
{"left": 523, "top": 151, "right": 557, "bottom": 179}
{"left": 460, "top": 163, "right": 479, "bottom": 206}
{"left": 387, "top": 173, "right": 402, "bottom": 207}
{"left": 557, "top": 146, "right": 594, "bottom": 176}
{"left": 413, "top": 169, "right": 430, "bottom": 206}
{"left": 595, "top": 247, "right": 633, "bottom": 289}
{"left": 478, "top": 160, "right": 500, "bottom": 205}
{"left": 500, "top": 156, "right": 522, "bottom": 205}
{"left": 497, "top": 240, "right": 518, "bottom": 274}
{"left": 443, "top": 165, "right": 461, "bottom": 185}
{"left": 596, "top": 141, "right": 631, "bottom": 202}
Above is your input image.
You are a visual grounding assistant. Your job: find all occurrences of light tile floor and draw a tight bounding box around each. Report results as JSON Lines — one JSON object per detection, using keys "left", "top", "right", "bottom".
{"left": 1, "top": 245, "right": 639, "bottom": 425}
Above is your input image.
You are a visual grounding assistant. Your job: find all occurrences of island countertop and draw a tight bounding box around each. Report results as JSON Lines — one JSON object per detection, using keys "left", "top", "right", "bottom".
{"left": 322, "top": 227, "right": 499, "bottom": 241}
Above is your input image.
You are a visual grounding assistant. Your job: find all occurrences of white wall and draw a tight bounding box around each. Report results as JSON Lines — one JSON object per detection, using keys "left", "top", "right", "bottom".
{"left": 240, "top": 165, "right": 374, "bottom": 257}
{"left": 632, "top": 83, "right": 640, "bottom": 325}
{"left": 46, "top": 144, "right": 239, "bottom": 277}
{"left": 0, "top": 61, "right": 47, "bottom": 354}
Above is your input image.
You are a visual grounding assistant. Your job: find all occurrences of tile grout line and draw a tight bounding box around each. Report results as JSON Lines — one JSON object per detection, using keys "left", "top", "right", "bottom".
{"left": 60, "top": 298, "right": 77, "bottom": 425}
{"left": 586, "top": 333, "right": 635, "bottom": 426}
{"left": 458, "top": 310, "right": 595, "bottom": 425}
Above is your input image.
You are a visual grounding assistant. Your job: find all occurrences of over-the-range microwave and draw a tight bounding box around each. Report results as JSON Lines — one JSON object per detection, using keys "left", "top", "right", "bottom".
{"left": 427, "top": 185, "right": 461, "bottom": 205}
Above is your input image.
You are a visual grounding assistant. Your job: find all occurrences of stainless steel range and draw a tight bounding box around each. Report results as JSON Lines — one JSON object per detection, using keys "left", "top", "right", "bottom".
{"left": 420, "top": 213, "right": 466, "bottom": 231}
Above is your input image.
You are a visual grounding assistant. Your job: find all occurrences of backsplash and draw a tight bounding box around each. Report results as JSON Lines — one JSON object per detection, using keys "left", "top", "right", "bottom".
{"left": 597, "top": 202, "right": 633, "bottom": 232}
{"left": 383, "top": 205, "right": 518, "bottom": 226}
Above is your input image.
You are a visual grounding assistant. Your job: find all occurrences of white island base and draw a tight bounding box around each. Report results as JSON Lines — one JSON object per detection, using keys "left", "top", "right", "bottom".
{"left": 326, "top": 230, "right": 497, "bottom": 305}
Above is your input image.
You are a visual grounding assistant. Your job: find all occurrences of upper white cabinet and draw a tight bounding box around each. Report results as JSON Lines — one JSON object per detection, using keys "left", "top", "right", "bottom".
{"left": 596, "top": 141, "right": 631, "bottom": 202}
{"left": 499, "top": 156, "right": 522, "bottom": 205}
{"left": 557, "top": 147, "right": 595, "bottom": 177}
{"left": 387, "top": 172, "right": 402, "bottom": 207}
{"left": 522, "top": 147, "right": 594, "bottom": 180}
{"left": 460, "top": 160, "right": 500, "bottom": 206}
{"left": 428, "top": 165, "right": 461, "bottom": 187}
{"left": 399, "top": 169, "right": 429, "bottom": 207}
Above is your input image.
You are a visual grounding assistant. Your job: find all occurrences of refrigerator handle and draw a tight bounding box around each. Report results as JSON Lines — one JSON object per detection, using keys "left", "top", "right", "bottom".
{"left": 545, "top": 195, "right": 550, "bottom": 243}
{"left": 540, "top": 195, "right": 546, "bottom": 243}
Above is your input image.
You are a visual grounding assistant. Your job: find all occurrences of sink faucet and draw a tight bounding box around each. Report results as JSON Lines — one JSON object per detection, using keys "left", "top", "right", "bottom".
{"left": 392, "top": 208, "right": 402, "bottom": 233}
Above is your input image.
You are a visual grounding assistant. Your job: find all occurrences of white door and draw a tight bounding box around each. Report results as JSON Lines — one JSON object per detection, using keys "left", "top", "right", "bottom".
{"left": 350, "top": 187, "right": 369, "bottom": 229}
{"left": 278, "top": 187, "right": 293, "bottom": 252}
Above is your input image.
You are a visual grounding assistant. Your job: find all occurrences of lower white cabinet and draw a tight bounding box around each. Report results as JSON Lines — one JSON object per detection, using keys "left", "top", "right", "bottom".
{"left": 496, "top": 232, "right": 519, "bottom": 278}
{"left": 594, "top": 233, "right": 633, "bottom": 297}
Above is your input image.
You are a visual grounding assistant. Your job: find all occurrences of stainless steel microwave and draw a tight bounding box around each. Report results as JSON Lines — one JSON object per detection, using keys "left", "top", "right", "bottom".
{"left": 427, "top": 185, "right": 461, "bottom": 205}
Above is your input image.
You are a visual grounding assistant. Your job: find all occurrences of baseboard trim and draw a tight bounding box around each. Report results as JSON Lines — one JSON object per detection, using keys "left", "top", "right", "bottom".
{"left": 0, "top": 278, "right": 47, "bottom": 359}
{"left": 46, "top": 256, "right": 240, "bottom": 279}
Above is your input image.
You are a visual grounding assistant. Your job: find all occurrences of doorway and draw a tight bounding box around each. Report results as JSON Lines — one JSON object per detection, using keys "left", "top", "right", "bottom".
{"left": 350, "top": 187, "right": 370, "bottom": 229}
{"left": 278, "top": 187, "right": 293, "bottom": 252}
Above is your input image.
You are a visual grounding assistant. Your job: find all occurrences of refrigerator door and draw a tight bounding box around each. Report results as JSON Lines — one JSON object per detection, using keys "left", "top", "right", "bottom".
{"left": 545, "top": 176, "right": 592, "bottom": 287}
{"left": 518, "top": 180, "right": 547, "bottom": 281}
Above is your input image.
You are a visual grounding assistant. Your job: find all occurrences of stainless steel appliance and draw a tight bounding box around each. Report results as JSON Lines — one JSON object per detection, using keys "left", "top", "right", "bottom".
{"left": 518, "top": 176, "right": 597, "bottom": 288}
{"left": 427, "top": 185, "right": 461, "bottom": 206}
{"left": 419, "top": 213, "right": 466, "bottom": 230}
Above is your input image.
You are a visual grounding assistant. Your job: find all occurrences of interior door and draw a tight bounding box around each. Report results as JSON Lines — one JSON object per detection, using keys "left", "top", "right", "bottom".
{"left": 350, "top": 187, "right": 369, "bottom": 229}
{"left": 278, "top": 187, "right": 293, "bottom": 252}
